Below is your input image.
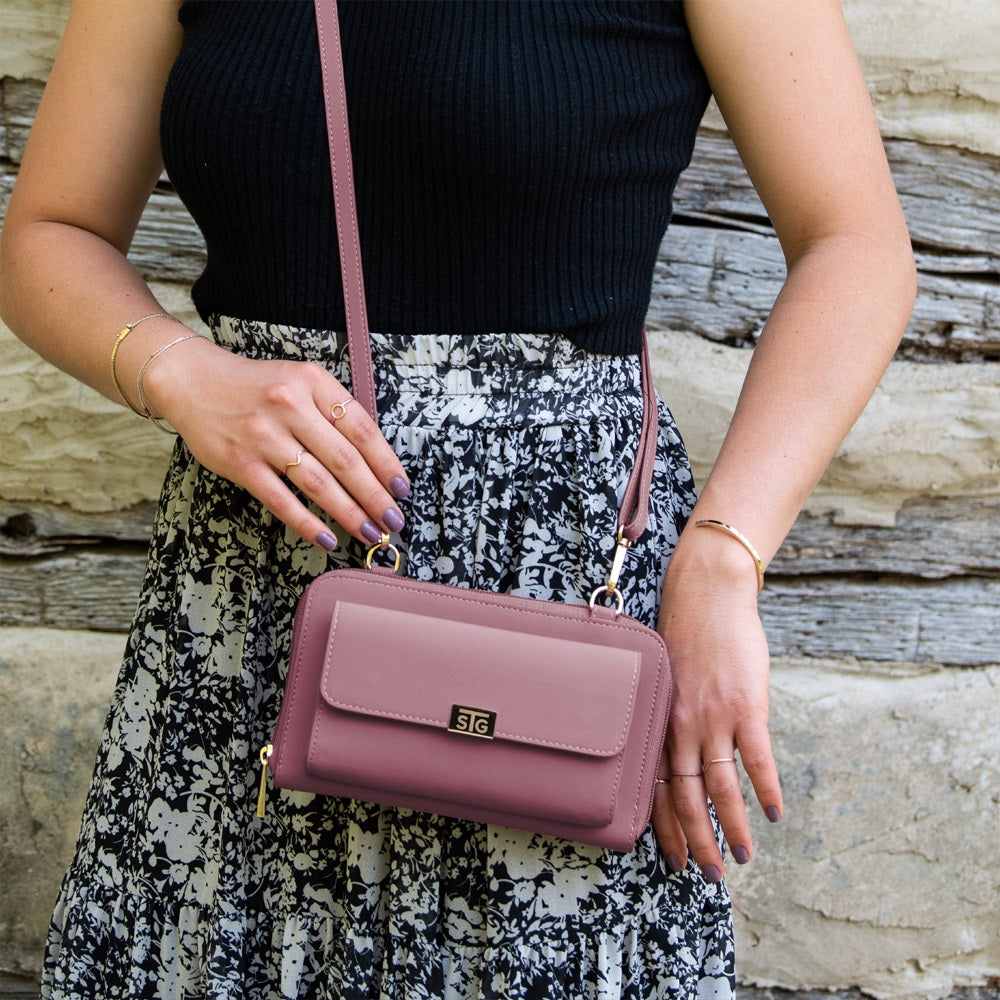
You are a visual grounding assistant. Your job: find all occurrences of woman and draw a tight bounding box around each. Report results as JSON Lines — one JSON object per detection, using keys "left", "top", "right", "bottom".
{"left": 0, "top": 1, "right": 915, "bottom": 997}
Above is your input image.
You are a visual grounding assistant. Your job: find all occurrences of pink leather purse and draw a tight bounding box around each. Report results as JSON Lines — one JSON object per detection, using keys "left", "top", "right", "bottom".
{"left": 257, "top": 0, "right": 671, "bottom": 852}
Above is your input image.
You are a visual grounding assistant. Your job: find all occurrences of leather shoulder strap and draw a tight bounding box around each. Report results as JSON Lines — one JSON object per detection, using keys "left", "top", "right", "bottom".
{"left": 313, "top": 0, "right": 656, "bottom": 544}
{"left": 314, "top": 0, "right": 377, "bottom": 420}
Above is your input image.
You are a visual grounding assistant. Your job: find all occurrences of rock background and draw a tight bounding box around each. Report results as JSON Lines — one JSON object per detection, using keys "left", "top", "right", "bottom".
{"left": 1, "top": 2, "right": 998, "bottom": 997}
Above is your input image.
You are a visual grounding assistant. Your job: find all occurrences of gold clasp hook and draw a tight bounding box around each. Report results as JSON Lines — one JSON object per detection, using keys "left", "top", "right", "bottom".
{"left": 588, "top": 527, "right": 630, "bottom": 615}
{"left": 365, "top": 531, "right": 401, "bottom": 573}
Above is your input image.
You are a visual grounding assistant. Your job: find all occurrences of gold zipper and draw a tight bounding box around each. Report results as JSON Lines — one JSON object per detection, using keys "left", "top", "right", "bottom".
{"left": 256, "top": 744, "right": 273, "bottom": 818}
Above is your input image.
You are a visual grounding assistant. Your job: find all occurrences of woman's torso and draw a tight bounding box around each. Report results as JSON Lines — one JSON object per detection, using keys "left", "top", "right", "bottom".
{"left": 160, "top": 0, "right": 710, "bottom": 355}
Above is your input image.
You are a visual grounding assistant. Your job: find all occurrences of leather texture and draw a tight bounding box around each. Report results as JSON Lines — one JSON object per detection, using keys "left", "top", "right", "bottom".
{"left": 270, "top": 570, "right": 672, "bottom": 850}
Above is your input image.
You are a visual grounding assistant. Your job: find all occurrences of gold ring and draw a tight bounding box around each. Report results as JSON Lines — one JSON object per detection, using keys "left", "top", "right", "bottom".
{"left": 702, "top": 757, "right": 738, "bottom": 774}
{"left": 670, "top": 771, "right": 703, "bottom": 778}
{"left": 655, "top": 777, "right": 670, "bottom": 785}
{"left": 330, "top": 399, "right": 354, "bottom": 421}
{"left": 283, "top": 449, "right": 304, "bottom": 476}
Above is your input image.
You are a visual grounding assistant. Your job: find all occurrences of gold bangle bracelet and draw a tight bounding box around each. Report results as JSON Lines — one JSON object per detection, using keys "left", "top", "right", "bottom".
{"left": 135, "top": 334, "right": 203, "bottom": 433}
{"left": 694, "top": 519, "right": 765, "bottom": 595}
{"left": 109, "top": 312, "right": 170, "bottom": 415}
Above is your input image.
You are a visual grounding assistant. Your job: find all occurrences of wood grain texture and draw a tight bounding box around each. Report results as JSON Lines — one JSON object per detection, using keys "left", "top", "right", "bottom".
{"left": 2, "top": 498, "right": 998, "bottom": 666}
{"left": 2, "top": 79, "right": 998, "bottom": 360}
{"left": 774, "top": 496, "right": 1000, "bottom": 579}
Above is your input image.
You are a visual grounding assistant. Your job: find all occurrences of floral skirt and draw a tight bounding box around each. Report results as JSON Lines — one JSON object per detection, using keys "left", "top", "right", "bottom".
{"left": 42, "top": 318, "right": 734, "bottom": 999}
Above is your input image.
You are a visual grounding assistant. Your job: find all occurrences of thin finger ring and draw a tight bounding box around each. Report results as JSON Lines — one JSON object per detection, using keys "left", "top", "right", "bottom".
{"left": 655, "top": 777, "right": 670, "bottom": 785}
{"left": 703, "top": 757, "right": 738, "bottom": 774}
{"left": 670, "top": 771, "right": 703, "bottom": 778}
{"left": 283, "top": 449, "right": 305, "bottom": 476}
{"left": 330, "top": 399, "right": 354, "bottom": 421}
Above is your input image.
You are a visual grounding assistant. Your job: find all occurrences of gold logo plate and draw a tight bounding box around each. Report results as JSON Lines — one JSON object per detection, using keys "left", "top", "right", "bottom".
{"left": 448, "top": 704, "right": 497, "bottom": 739}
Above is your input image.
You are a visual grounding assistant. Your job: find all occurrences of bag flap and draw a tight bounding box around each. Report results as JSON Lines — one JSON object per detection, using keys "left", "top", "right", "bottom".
{"left": 319, "top": 600, "right": 641, "bottom": 757}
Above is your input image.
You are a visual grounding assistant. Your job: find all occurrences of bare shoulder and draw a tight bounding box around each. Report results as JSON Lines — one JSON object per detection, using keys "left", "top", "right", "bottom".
{"left": 7, "top": 0, "right": 185, "bottom": 250}
{"left": 682, "top": 0, "right": 902, "bottom": 253}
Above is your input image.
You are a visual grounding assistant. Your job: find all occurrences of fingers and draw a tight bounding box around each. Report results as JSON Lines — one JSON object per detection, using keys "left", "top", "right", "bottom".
{"left": 248, "top": 470, "right": 341, "bottom": 553}
{"left": 736, "top": 720, "right": 784, "bottom": 825}
{"left": 651, "top": 776, "right": 690, "bottom": 876}
{"left": 253, "top": 362, "right": 410, "bottom": 547}
{"left": 657, "top": 739, "right": 782, "bottom": 881}
{"left": 662, "top": 762, "right": 729, "bottom": 882}
{"left": 160, "top": 350, "right": 412, "bottom": 552}
{"left": 698, "top": 753, "right": 751, "bottom": 869}
{"left": 280, "top": 443, "right": 404, "bottom": 546}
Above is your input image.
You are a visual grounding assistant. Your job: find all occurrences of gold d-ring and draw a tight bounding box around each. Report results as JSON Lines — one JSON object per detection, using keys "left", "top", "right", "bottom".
{"left": 365, "top": 531, "right": 401, "bottom": 573}
{"left": 283, "top": 449, "right": 304, "bottom": 476}
{"left": 330, "top": 399, "right": 354, "bottom": 421}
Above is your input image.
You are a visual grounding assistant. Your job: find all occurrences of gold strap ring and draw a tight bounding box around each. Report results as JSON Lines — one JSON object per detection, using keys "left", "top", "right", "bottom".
{"left": 588, "top": 584, "right": 624, "bottom": 615}
{"left": 365, "top": 532, "right": 401, "bottom": 573}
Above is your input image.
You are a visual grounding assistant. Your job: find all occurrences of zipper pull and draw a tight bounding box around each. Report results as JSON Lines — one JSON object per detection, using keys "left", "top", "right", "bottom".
{"left": 256, "top": 744, "right": 273, "bottom": 818}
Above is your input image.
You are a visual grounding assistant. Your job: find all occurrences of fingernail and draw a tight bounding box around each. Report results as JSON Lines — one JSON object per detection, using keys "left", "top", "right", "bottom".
{"left": 360, "top": 521, "right": 383, "bottom": 544}
{"left": 766, "top": 805, "right": 781, "bottom": 823}
{"left": 666, "top": 854, "right": 684, "bottom": 874}
{"left": 732, "top": 845, "right": 750, "bottom": 865}
{"left": 702, "top": 864, "right": 723, "bottom": 884}
{"left": 315, "top": 531, "right": 338, "bottom": 552}
{"left": 383, "top": 508, "right": 405, "bottom": 533}
{"left": 390, "top": 476, "right": 411, "bottom": 499}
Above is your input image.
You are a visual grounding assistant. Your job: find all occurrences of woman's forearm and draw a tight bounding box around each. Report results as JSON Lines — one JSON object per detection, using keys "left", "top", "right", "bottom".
{"left": 0, "top": 218, "right": 190, "bottom": 411}
{"left": 683, "top": 230, "right": 916, "bottom": 568}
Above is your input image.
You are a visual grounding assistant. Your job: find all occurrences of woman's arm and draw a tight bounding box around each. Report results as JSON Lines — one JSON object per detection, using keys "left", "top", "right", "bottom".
{"left": 654, "top": 0, "right": 916, "bottom": 879}
{"left": 0, "top": 0, "right": 409, "bottom": 551}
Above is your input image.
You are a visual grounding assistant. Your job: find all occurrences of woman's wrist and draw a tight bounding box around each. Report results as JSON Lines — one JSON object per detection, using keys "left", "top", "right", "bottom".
{"left": 131, "top": 326, "right": 218, "bottom": 425}
{"left": 665, "top": 518, "right": 763, "bottom": 602}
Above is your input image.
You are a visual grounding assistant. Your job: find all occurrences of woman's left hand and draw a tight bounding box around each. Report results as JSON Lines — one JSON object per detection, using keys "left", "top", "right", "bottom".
{"left": 651, "top": 527, "right": 782, "bottom": 882}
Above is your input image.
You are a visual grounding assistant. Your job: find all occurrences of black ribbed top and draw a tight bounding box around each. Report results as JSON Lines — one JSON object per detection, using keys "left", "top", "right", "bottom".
{"left": 160, "top": 0, "right": 710, "bottom": 356}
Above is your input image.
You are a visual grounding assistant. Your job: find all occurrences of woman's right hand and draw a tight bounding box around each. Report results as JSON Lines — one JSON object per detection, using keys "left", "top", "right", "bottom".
{"left": 140, "top": 327, "right": 409, "bottom": 552}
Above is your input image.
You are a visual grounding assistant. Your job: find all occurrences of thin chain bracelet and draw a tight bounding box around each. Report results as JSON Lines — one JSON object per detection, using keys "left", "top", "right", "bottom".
{"left": 109, "top": 312, "right": 171, "bottom": 415}
{"left": 135, "top": 334, "right": 204, "bottom": 433}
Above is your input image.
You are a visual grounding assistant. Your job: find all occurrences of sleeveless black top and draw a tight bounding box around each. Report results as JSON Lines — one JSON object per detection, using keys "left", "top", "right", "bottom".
{"left": 160, "top": 0, "right": 710, "bottom": 356}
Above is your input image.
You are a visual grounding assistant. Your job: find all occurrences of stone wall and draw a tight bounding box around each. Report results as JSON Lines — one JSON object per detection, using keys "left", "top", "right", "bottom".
{"left": 1, "top": 2, "right": 998, "bottom": 997}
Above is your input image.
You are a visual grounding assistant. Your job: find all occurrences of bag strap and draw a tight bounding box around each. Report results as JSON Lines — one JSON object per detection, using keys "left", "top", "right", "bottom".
{"left": 313, "top": 0, "right": 657, "bottom": 564}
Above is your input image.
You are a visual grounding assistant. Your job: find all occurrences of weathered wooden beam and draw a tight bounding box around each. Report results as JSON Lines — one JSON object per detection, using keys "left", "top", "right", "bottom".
{"left": 758, "top": 576, "right": 1000, "bottom": 667}
{"left": 0, "top": 78, "right": 37, "bottom": 163}
{"left": 0, "top": 551, "right": 146, "bottom": 632}
{"left": 3, "top": 77, "right": 998, "bottom": 361}
{"left": 773, "top": 496, "right": 1000, "bottom": 579}
{"left": 652, "top": 223, "right": 1000, "bottom": 360}
{"left": 4, "top": 494, "right": 999, "bottom": 577}
{"left": 673, "top": 131, "right": 1000, "bottom": 259}
{"left": 0, "top": 501, "right": 158, "bottom": 556}
{"left": 657, "top": 133, "right": 1000, "bottom": 361}
{"left": 2, "top": 542, "right": 997, "bottom": 667}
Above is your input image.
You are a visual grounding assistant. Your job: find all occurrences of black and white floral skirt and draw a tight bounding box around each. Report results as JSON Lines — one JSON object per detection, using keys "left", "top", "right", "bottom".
{"left": 42, "top": 317, "right": 734, "bottom": 999}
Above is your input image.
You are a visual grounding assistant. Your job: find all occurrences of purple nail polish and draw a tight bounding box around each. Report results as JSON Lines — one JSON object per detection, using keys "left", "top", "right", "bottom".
{"left": 360, "top": 521, "right": 383, "bottom": 544}
{"left": 732, "top": 845, "right": 750, "bottom": 865}
{"left": 666, "top": 854, "right": 684, "bottom": 874}
{"left": 766, "top": 805, "right": 781, "bottom": 823}
{"left": 390, "top": 476, "right": 411, "bottom": 500}
{"left": 315, "top": 531, "right": 338, "bottom": 552}
{"left": 383, "top": 508, "right": 405, "bottom": 533}
{"left": 702, "top": 865, "right": 722, "bottom": 884}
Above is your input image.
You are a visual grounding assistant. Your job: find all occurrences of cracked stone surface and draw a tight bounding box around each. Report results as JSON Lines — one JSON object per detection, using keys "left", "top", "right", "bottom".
{"left": 728, "top": 659, "right": 1000, "bottom": 1000}
{"left": 0, "top": 628, "right": 123, "bottom": 976}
